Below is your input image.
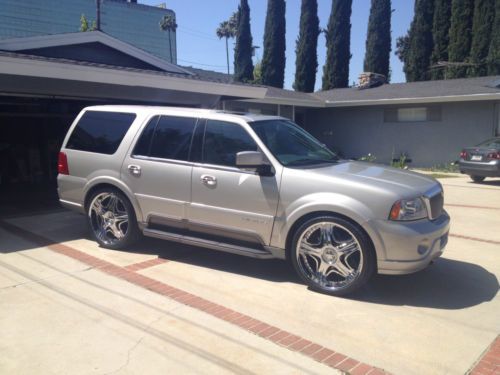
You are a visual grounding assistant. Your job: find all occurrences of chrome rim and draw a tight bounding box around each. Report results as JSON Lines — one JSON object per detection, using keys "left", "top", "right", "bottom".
{"left": 296, "top": 222, "right": 363, "bottom": 290}
{"left": 89, "top": 192, "right": 129, "bottom": 245}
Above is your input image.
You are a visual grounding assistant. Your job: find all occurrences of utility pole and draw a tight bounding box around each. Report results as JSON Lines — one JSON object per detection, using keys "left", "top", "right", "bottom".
{"left": 96, "top": 0, "right": 101, "bottom": 31}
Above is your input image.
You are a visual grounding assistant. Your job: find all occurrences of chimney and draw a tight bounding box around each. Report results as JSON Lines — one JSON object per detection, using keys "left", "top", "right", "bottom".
{"left": 358, "top": 72, "right": 387, "bottom": 90}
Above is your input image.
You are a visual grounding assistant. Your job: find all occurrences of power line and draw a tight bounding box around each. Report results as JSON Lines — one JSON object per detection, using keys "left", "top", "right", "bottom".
{"left": 177, "top": 58, "right": 227, "bottom": 69}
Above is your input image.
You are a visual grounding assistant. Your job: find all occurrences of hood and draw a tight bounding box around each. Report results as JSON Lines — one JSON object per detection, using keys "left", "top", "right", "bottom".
{"left": 306, "top": 161, "right": 439, "bottom": 197}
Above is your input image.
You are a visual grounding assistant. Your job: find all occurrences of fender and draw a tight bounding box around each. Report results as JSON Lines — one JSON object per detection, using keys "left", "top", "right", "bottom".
{"left": 270, "top": 192, "right": 387, "bottom": 261}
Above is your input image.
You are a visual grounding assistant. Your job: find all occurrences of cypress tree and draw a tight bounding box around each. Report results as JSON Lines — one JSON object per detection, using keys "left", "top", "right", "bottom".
{"left": 487, "top": 0, "right": 500, "bottom": 75}
{"left": 363, "top": 0, "right": 392, "bottom": 78}
{"left": 403, "top": 0, "right": 434, "bottom": 82}
{"left": 447, "top": 0, "right": 474, "bottom": 79}
{"left": 430, "top": 0, "right": 451, "bottom": 80}
{"left": 234, "top": 0, "right": 254, "bottom": 83}
{"left": 261, "top": 0, "right": 286, "bottom": 88}
{"left": 322, "top": 0, "right": 353, "bottom": 90}
{"left": 469, "top": 0, "right": 495, "bottom": 77}
{"left": 293, "top": 0, "right": 320, "bottom": 92}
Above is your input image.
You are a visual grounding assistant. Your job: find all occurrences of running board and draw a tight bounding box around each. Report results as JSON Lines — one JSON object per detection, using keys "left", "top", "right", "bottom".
{"left": 143, "top": 228, "right": 278, "bottom": 259}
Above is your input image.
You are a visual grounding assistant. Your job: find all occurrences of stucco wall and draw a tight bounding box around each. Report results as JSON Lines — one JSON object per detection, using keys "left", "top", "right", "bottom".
{"left": 305, "top": 101, "right": 498, "bottom": 167}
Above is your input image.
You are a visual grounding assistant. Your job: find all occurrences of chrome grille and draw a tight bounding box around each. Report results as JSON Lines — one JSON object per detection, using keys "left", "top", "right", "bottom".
{"left": 423, "top": 185, "right": 444, "bottom": 220}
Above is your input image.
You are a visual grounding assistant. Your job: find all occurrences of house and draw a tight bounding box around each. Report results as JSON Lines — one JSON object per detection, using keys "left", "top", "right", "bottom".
{"left": 223, "top": 76, "right": 500, "bottom": 167}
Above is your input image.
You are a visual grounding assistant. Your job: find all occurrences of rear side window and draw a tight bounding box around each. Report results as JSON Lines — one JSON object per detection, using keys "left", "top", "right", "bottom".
{"left": 66, "top": 111, "right": 136, "bottom": 154}
{"left": 133, "top": 115, "right": 197, "bottom": 161}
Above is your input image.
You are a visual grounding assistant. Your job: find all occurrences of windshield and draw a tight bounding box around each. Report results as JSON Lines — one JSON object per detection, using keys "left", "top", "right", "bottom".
{"left": 249, "top": 119, "right": 338, "bottom": 166}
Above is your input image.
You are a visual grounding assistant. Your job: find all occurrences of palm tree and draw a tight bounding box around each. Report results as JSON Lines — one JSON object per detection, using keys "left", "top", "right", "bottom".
{"left": 216, "top": 12, "right": 239, "bottom": 75}
{"left": 159, "top": 14, "right": 178, "bottom": 63}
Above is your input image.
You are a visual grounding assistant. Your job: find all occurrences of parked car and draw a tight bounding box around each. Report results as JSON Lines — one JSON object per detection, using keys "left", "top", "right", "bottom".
{"left": 57, "top": 106, "right": 450, "bottom": 296}
{"left": 458, "top": 137, "right": 500, "bottom": 182}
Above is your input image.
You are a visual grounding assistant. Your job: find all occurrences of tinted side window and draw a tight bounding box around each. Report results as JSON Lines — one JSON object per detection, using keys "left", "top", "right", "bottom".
{"left": 203, "top": 120, "right": 257, "bottom": 166}
{"left": 149, "top": 116, "right": 197, "bottom": 161}
{"left": 132, "top": 116, "right": 159, "bottom": 156}
{"left": 67, "top": 111, "right": 136, "bottom": 154}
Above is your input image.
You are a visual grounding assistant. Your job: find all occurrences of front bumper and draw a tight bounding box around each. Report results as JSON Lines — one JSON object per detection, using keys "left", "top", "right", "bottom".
{"left": 459, "top": 160, "right": 500, "bottom": 177}
{"left": 372, "top": 211, "right": 450, "bottom": 275}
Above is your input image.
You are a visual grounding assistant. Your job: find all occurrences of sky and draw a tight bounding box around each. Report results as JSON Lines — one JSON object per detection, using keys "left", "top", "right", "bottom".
{"left": 142, "top": 0, "right": 414, "bottom": 90}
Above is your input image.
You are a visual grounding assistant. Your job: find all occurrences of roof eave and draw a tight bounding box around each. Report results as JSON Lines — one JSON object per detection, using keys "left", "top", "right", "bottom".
{"left": 233, "top": 97, "right": 326, "bottom": 108}
{"left": 324, "top": 93, "right": 500, "bottom": 107}
{"left": 0, "top": 54, "right": 267, "bottom": 99}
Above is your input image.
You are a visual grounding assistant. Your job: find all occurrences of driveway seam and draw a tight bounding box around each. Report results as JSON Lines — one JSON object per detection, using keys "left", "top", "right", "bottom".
{"left": 0, "top": 219, "right": 388, "bottom": 375}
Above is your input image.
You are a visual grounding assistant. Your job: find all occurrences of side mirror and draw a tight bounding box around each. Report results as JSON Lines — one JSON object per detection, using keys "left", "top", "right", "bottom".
{"left": 236, "top": 151, "right": 274, "bottom": 176}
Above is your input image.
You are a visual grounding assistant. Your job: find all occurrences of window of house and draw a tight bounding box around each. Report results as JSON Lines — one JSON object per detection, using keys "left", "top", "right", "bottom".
{"left": 384, "top": 106, "right": 441, "bottom": 123}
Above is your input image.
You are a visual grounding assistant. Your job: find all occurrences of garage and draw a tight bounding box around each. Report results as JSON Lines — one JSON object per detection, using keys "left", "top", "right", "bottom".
{"left": 0, "top": 32, "right": 266, "bottom": 216}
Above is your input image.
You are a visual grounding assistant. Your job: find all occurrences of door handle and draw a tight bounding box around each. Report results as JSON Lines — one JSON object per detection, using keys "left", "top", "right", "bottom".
{"left": 128, "top": 164, "right": 141, "bottom": 177}
{"left": 201, "top": 174, "right": 217, "bottom": 186}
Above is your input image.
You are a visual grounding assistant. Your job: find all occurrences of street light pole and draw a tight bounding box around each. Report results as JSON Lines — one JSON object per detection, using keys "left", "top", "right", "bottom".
{"left": 96, "top": 0, "right": 101, "bottom": 31}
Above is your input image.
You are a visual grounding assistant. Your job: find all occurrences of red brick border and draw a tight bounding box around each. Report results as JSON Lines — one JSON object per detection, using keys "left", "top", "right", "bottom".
{"left": 0, "top": 219, "right": 387, "bottom": 374}
{"left": 124, "top": 258, "right": 169, "bottom": 271}
{"left": 468, "top": 336, "right": 500, "bottom": 375}
{"left": 449, "top": 234, "right": 500, "bottom": 246}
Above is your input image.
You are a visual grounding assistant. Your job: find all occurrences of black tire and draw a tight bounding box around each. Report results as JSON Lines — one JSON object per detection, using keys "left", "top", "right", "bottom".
{"left": 86, "top": 187, "right": 140, "bottom": 250}
{"left": 290, "top": 215, "right": 375, "bottom": 297}
{"left": 470, "top": 175, "right": 485, "bottom": 183}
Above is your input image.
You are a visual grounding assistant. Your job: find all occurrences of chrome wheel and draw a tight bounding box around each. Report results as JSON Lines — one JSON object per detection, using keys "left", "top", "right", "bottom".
{"left": 296, "top": 222, "right": 363, "bottom": 291}
{"left": 88, "top": 192, "right": 129, "bottom": 246}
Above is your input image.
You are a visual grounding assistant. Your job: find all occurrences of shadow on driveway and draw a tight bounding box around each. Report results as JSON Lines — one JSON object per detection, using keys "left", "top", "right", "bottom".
{"left": 1, "top": 214, "right": 498, "bottom": 311}
{"left": 353, "top": 258, "right": 499, "bottom": 309}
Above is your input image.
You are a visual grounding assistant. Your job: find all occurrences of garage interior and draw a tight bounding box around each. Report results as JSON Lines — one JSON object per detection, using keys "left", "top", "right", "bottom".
{"left": 0, "top": 96, "right": 103, "bottom": 216}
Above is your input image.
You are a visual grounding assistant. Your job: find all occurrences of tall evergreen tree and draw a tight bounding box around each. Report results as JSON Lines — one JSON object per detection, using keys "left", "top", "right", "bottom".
{"left": 401, "top": 0, "right": 434, "bottom": 82}
{"left": 447, "top": 0, "right": 474, "bottom": 78}
{"left": 322, "top": 0, "right": 353, "bottom": 90}
{"left": 293, "top": 0, "right": 320, "bottom": 92}
{"left": 469, "top": 0, "right": 495, "bottom": 77}
{"left": 261, "top": 0, "right": 286, "bottom": 88}
{"left": 430, "top": 0, "right": 451, "bottom": 80}
{"left": 363, "top": 0, "right": 392, "bottom": 78}
{"left": 487, "top": 0, "right": 500, "bottom": 75}
{"left": 234, "top": 0, "right": 254, "bottom": 83}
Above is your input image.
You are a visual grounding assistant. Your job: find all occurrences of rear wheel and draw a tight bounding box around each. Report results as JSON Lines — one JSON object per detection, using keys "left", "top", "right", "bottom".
{"left": 470, "top": 175, "right": 485, "bottom": 183}
{"left": 87, "top": 188, "right": 139, "bottom": 249}
{"left": 290, "top": 215, "right": 375, "bottom": 297}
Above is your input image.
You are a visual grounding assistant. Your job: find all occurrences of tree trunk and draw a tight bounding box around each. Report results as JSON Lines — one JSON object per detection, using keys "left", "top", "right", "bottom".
{"left": 226, "top": 37, "right": 230, "bottom": 75}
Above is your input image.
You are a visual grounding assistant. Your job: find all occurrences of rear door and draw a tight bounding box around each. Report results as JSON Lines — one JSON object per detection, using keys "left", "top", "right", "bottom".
{"left": 121, "top": 114, "right": 199, "bottom": 226}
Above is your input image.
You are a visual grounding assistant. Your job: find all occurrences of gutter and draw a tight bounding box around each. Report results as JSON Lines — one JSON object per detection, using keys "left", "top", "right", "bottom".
{"left": 324, "top": 93, "right": 500, "bottom": 107}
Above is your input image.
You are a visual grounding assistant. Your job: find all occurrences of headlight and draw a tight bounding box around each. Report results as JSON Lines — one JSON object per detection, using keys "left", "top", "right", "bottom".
{"left": 389, "top": 197, "right": 428, "bottom": 221}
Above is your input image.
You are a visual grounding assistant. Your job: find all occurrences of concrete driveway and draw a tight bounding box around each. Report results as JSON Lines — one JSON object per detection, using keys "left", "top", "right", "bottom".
{"left": 0, "top": 175, "right": 499, "bottom": 375}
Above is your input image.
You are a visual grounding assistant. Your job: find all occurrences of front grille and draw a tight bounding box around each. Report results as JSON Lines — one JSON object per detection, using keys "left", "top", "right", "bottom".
{"left": 428, "top": 192, "right": 444, "bottom": 220}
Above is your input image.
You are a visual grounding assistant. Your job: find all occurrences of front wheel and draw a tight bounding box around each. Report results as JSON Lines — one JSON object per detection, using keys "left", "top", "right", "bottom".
{"left": 290, "top": 215, "right": 375, "bottom": 297}
{"left": 87, "top": 188, "right": 140, "bottom": 249}
{"left": 470, "top": 175, "right": 485, "bottom": 183}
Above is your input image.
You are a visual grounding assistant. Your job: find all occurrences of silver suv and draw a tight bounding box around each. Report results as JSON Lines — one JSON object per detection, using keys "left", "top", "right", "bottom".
{"left": 58, "top": 106, "right": 450, "bottom": 296}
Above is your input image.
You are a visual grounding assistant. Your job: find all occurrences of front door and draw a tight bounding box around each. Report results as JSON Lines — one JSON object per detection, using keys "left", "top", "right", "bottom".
{"left": 189, "top": 119, "right": 280, "bottom": 246}
{"left": 121, "top": 114, "right": 198, "bottom": 225}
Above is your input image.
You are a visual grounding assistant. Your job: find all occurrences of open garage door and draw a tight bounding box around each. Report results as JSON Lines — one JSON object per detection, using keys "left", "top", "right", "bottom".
{"left": 0, "top": 96, "right": 99, "bottom": 217}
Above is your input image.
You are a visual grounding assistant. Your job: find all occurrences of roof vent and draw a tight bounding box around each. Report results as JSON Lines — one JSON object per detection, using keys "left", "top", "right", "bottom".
{"left": 357, "top": 72, "right": 387, "bottom": 90}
